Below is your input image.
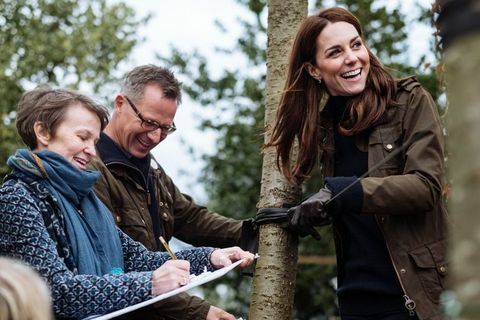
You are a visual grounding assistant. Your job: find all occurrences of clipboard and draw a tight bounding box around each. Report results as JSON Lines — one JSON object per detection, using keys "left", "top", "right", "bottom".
{"left": 87, "top": 259, "right": 244, "bottom": 320}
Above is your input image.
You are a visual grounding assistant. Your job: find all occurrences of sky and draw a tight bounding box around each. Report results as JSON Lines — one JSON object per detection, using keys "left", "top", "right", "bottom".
{"left": 116, "top": 0, "right": 436, "bottom": 202}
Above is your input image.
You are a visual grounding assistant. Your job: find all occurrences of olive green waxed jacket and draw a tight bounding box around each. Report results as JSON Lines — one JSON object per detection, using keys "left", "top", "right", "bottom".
{"left": 90, "top": 156, "right": 242, "bottom": 250}
{"left": 319, "top": 77, "right": 449, "bottom": 320}
{"left": 89, "top": 149, "right": 242, "bottom": 320}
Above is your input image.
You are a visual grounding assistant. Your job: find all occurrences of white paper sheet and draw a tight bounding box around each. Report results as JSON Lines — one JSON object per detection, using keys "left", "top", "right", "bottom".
{"left": 87, "top": 259, "right": 244, "bottom": 320}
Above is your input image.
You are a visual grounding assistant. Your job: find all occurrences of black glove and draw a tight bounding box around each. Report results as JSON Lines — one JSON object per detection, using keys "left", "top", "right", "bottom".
{"left": 239, "top": 218, "right": 258, "bottom": 254}
{"left": 287, "top": 187, "right": 333, "bottom": 240}
{"left": 239, "top": 218, "right": 258, "bottom": 277}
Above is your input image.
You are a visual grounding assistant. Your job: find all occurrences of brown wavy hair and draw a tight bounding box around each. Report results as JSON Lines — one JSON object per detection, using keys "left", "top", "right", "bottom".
{"left": 267, "top": 7, "right": 397, "bottom": 184}
{"left": 16, "top": 86, "right": 109, "bottom": 150}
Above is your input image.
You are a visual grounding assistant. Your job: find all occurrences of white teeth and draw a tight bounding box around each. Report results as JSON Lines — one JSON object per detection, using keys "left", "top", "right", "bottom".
{"left": 74, "top": 157, "right": 86, "bottom": 165}
{"left": 138, "top": 136, "right": 152, "bottom": 148}
{"left": 138, "top": 138, "right": 149, "bottom": 147}
{"left": 342, "top": 68, "right": 361, "bottom": 78}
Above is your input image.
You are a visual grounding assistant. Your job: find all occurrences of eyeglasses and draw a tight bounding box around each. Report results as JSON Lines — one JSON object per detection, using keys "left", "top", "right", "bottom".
{"left": 124, "top": 95, "right": 177, "bottom": 134}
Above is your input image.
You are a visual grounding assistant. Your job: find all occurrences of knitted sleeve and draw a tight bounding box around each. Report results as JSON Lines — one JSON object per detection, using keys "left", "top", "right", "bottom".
{"left": 0, "top": 180, "right": 153, "bottom": 319}
{"left": 119, "top": 229, "right": 215, "bottom": 275}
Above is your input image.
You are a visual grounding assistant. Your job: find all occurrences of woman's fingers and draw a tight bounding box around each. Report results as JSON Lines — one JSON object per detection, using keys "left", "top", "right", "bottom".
{"left": 210, "top": 247, "right": 256, "bottom": 268}
{"left": 151, "top": 260, "right": 190, "bottom": 295}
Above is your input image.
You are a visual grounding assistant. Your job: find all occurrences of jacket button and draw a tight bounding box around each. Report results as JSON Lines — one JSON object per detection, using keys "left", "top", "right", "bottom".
{"left": 385, "top": 143, "right": 393, "bottom": 151}
{"left": 439, "top": 266, "right": 447, "bottom": 273}
{"left": 159, "top": 202, "right": 164, "bottom": 207}
{"left": 116, "top": 216, "right": 121, "bottom": 223}
{"left": 400, "top": 268, "right": 406, "bottom": 274}
{"left": 162, "top": 212, "right": 169, "bottom": 220}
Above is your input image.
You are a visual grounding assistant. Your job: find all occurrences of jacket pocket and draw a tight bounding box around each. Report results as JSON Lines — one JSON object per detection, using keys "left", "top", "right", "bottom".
{"left": 113, "top": 205, "right": 156, "bottom": 250}
{"left": 408, "top": 239, "right": 448, "bottom": 303}
{"left": 368, "top": 124, "right": 404, "bottom": 175}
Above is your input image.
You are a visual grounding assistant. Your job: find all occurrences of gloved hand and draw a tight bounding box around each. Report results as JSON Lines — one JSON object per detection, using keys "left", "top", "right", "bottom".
{"left": 239, "top": 218, "right": 258, "bottom": 254}
{"left": 287, "top": 187, "right": 333, "bottom": 240}
{"left": 239, "top": 218, "right": 258, "bottom": 277}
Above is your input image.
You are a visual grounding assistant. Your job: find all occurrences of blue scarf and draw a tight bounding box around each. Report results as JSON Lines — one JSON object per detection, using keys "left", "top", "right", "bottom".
{"left": 8, "top": 149, "right": 124, "bottom": 276}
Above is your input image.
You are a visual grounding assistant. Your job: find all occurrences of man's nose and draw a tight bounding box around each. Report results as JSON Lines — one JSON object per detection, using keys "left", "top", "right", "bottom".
{"left": 146, "top": 128, "right": 164, "bottom": 143}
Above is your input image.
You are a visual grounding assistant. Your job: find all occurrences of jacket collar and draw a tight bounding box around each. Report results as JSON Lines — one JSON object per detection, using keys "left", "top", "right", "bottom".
{"left": 96, "top": 132, "right": 151, "bottom": 184}
{"left": 97, "top": 132, "right": 136, "bottom": 165}
{"left": 97, "top": 132, "right": 151, "bottom": 168}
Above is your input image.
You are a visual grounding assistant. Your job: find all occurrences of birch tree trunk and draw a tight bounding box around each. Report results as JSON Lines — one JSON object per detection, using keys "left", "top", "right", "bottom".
{"left": 249, "top": 1, "right": 307, "bottom": 319}
{"left": 444, "top": 32, "right": 480, "bottom": 319}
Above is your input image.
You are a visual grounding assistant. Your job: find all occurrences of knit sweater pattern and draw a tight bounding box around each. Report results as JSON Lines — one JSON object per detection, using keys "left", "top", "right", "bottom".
{"left": 0, "top": 176, "right": 214, "bottom": 319}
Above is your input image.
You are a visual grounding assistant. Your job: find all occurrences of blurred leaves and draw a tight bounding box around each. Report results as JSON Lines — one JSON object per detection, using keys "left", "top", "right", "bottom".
{"left": 0, "top": 0, "right": 147, "bottom": 177}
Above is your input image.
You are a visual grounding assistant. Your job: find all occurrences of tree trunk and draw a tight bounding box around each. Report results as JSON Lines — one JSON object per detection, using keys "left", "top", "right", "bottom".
{"left": 444, "top": 32, "right": 480, "bottom": 319}
{"left": 249, "top": 1, "right": 307, "bottom": 319}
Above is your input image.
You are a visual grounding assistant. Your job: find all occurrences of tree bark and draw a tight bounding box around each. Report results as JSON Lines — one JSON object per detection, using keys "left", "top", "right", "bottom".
{"left": 444, "top": 32, "right": 480, "bottom": 319}
{"left": 249, "top": 1, "right": 307, "bottom": 319}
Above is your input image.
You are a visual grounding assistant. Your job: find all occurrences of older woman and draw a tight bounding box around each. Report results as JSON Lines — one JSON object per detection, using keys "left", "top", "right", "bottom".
{"left": 267, "top": 7, "right": 447, "bottom": 320}
{"left": 0, "top": 86, "right": 254, "bottom": 319}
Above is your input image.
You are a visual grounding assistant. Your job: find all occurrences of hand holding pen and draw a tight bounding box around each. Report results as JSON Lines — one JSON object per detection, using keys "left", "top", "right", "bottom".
{"left": 151, "top": 237, "right": 255, "bottom": 296}
{"left": 150, "top": 236, "right": 189, "bottom": 295}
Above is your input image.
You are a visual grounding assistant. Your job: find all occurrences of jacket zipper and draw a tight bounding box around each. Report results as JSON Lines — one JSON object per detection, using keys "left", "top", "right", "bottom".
{"left": 376, "top": 215, "right": 417, "bottom": 317}
{"left": 371, "top": 122, "right": 416, "bottom": 316}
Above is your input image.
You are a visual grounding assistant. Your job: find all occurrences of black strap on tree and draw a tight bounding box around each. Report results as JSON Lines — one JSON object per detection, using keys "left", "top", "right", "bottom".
{"left": 437, "top": 0, "right": 480, "bottom": 48}
{"left": 255, "top": 207, "right": 291, "bottom": 226}
{"left": 240, "top": 207, "right": 292, "bottom": 277}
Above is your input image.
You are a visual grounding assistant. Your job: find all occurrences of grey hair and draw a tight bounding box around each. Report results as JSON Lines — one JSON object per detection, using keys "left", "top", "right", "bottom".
{"left": 122, "top": 64, "right": 182, "bottom": 104}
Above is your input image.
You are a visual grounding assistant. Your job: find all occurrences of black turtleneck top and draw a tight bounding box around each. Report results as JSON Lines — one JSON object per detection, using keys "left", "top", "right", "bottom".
{"left": 324, "top": 96, "right": 404, "bottom": 316}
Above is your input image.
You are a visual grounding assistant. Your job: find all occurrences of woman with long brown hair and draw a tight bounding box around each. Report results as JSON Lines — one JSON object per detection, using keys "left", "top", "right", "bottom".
{"left": 268, "top": 7, "right": 447, "bottom": 320}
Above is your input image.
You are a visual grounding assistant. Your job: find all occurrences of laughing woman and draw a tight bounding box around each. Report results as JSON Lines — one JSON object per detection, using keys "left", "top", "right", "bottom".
{"left": 0, "top": 86, "right": 254, "bottom": 319}
{"left": 267, "top": 7, "right": 448, "bottom": 320}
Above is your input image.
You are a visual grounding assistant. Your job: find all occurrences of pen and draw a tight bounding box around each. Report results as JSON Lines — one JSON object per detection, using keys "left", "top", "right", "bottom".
{"left": 159, "top": 236, "right": 177, "bottom": 260}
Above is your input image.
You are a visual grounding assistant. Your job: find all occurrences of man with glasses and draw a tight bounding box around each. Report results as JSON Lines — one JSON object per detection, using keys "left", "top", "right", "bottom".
{"left": 89, "top": 65, "right": 250, "bottom": 320}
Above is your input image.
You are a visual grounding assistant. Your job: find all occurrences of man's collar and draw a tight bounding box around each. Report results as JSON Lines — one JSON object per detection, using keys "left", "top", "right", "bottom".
{"left": 96, "top": 132, "right": 151, "bottom": 167}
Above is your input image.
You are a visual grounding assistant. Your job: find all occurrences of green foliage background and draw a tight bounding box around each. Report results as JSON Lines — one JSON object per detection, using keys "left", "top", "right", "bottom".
{"left": 0, "top": 0, "right": 441, "bottom": 318}
{"left": 159, "top": 0, "right": 440, "bottom": 319}
{"left": 0, "top": 0, "right": 147, "bottom": 177}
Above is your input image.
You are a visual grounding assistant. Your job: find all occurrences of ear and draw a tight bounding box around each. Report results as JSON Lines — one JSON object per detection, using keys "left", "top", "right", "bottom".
{"left": 113, "top": 94, "right": 125, "bottom": 113}
{"left": 305, "top": 63, "right": 322, "bottom": 82}
{"left": 33, "top": 121, "right": 50, "bottom": 148}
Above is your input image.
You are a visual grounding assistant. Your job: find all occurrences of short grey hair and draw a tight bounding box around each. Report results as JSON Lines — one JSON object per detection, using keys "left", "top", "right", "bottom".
{"left": 122, "top": 64, "right": 182, "bottom": 104}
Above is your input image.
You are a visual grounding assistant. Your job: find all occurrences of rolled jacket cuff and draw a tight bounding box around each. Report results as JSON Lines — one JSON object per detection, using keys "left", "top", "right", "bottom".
{"left": 186, "top": 295, "right": 211, "bottom": 320}
{"left": 325, "top": 176, "right": 363, "bottom": 214}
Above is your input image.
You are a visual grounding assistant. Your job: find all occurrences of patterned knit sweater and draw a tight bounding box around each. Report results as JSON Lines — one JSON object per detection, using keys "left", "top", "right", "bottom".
{"left": 0, "top": 176, "right": 214, "bottom": 319}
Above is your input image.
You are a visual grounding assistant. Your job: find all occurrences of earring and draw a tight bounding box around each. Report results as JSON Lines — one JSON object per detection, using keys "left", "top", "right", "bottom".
{"left": 318, "top": 79, "right": 322, "bottom": 85}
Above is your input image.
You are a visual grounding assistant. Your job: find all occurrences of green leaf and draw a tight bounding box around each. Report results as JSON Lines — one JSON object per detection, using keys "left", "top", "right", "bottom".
{"left": 0, "top": 0, "right": 146, "bottom": 178}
